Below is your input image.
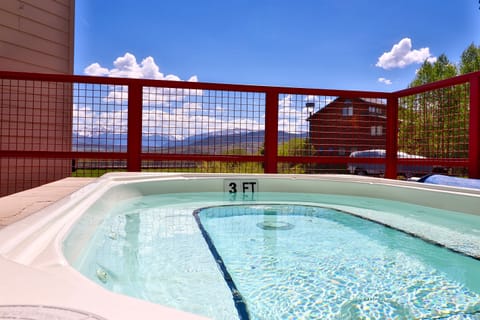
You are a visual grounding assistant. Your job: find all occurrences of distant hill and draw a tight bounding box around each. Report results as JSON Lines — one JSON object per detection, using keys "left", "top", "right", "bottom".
{"left": 72, "top": 130, "right": 307, "bottom": 154}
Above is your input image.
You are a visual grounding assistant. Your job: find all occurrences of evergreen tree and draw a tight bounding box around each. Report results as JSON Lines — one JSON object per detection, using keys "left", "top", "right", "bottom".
{"left": 409, "top": 54, "right": 457, "bottom": 87}
{"left": 400, "top": 48, "right": 471, "bottom": 162}
{"left": 459, "top": 43, "right": 480, "bottom": 74}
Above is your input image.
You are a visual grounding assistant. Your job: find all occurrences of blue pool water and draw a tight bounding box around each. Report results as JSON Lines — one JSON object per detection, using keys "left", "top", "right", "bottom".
{"left": 63, "top": 192, "right": 480, "bottom": 319}
{"left": 197, "top": 205, "right": 480, "bottom": 319}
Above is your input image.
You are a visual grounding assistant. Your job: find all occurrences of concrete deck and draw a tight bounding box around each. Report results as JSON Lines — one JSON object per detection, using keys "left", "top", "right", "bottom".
{"left": 0, "top": 178, "right": 95, "bottom": 227}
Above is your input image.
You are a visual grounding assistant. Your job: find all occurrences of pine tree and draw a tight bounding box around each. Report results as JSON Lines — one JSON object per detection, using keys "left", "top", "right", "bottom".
{"left": 459, "top": 43, "right": 480, "bottom": 74}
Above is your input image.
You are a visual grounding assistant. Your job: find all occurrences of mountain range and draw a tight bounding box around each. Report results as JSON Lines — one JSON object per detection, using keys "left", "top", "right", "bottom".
{"left": 73, "top": 129, "right": 307, "bottom": 154}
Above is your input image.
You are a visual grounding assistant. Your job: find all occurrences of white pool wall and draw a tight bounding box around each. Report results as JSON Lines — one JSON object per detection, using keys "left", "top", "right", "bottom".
{"left": 0, "top": 172, "right": 479, "bottom": 320}
{"left": 101, "top": 173, "right": 480, "bottom": 215}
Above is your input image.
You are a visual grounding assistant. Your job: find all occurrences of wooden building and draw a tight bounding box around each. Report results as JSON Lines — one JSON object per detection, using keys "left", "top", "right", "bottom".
{"left": 307, "top": 97, "right": 387, "bottom": 156}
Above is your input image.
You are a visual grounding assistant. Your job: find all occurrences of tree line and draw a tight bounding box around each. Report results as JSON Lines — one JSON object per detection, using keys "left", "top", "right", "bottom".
{"left": 399, "top": 43, "right": 480, "bottom": 166}
{"left": 409, "top": 43, "right": 480, "bottom": 86}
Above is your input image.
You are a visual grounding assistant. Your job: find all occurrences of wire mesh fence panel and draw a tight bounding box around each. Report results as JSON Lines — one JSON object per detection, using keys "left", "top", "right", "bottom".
{"left": 0, "top": 157, "right": 72, "bottom": 195}
{"left": 0, "top": 79, "right": 72, "bottom": 195}
{"left": 142, "top": 160, "right": 198, "bottom": 172}
{"left": 69, "top": 83, "right": 130, "bottom": 178}
{"left": 141, "top": 86, "right": 266, "bottom": 171}
{"left": 142, "top": 160, "right": 264, "bottom": 173}
{"left": 72, "top": 159, "right": 128, "bottom": 177}
{"left": 276, "top": 162, "right": 321, "bottom": 174}
{"left": 398, "top": 83, "right": 470, "bottom": 177}
{"left": 277, "top": 93, "right": 323, "bottom": 155}
{"left": 277, "top": 94, "right": 388, "bottom": 174}
{"left": 73, "top": 83, "right": 128, "bottom": 153}
{"left": 197, "top": 161, "right": 264, "bottom": 173}
{"left": 142, "top": 87, "right": 266, "bottom": 155}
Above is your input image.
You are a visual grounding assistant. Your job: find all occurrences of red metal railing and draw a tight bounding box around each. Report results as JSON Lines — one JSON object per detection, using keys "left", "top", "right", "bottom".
{"left": 1, "top": 70, "right": 479, "bottom": 196}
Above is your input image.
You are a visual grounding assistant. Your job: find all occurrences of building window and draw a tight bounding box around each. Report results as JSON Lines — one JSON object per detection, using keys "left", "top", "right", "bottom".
{"left": 343, "top": 100, "right": 353, "bottom": 116}
{"left": 368, "top": 106, "right": 383, "bottom": 115}
{"left": 376, "top": 125, "right": 383, "bottom": 136}
{"left": 371, "top": 125, "right": 384, "bottom": 136}
{"left": 342, "top": 106, "right": 353, "bottom": 116}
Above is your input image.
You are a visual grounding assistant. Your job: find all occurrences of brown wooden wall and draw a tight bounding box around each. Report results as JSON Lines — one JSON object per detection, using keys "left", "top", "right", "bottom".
{"left": 0, "top": 0, "right": 75, "bottom": 195}
{"left": 308, "top": 98, "right": 387, "bottom": 156}
{"left": 0, "top": 0, "right": 74, "bottom": 73}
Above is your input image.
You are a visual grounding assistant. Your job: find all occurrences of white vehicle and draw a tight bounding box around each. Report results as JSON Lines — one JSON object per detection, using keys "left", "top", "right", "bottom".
{"left": 348, "top": 149, "right": 433, "bottom": 177}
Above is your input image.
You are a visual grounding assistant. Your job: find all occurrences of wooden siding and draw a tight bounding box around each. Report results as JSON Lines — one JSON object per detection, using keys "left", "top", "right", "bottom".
{"left": 308, "top": 97, "right": 387, "bottom": 156}
{"left": 0, "top": 0, "right": 74, "bottom": 74}
{"left": 0, "top": 0, "right": 74, "bottom": 195}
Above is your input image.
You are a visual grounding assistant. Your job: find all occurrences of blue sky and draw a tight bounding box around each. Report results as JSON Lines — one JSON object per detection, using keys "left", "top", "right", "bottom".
{"left": 74, "top": 1, "right": 479, "bottom": 92}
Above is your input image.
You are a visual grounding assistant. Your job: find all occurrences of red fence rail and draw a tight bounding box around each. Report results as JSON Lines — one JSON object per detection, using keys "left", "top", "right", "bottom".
{"left": 1, "top": 70, "right": 479, "bottom": 196}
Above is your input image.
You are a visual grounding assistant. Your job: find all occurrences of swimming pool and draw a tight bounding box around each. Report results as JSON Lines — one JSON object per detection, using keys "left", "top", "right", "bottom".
{"left": 0, "top": 173, "right": 479, "bottom": 319}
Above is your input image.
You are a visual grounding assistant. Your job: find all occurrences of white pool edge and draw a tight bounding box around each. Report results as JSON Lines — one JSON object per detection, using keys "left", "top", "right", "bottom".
{"left": 0, "top": 172, "right": 479, "bottom": 320}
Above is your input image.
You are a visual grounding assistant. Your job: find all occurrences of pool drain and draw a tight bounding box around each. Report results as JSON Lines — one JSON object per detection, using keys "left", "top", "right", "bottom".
{"left": 256, "top": 221, "right": 294, "bottom": 231}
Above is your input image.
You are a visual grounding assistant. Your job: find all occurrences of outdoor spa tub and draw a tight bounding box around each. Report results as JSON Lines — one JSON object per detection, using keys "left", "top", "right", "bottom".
{"left": 0, "top": 173, "right": 479, "bottom": 319}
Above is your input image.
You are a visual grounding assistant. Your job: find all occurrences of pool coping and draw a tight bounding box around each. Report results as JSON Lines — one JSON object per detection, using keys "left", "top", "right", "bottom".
{"left": 0, "top": 178, "right": 95, "bottom": 228}
{"left": 2, "top": 174, "right": 480, "bottom": 230}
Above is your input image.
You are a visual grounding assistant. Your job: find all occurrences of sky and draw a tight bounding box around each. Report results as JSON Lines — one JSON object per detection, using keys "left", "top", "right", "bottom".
{"left": 72, "top": 1, "right": 480, "bottom": 140}
{"left": 74, "top": 0, "right": 480, "bottom": 92}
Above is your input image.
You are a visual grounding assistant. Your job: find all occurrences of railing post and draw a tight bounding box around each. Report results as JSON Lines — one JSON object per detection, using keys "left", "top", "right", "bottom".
{"left": 127, "top": 82, "right": 143, "bottom": 172}
{"left": 469, "top": 74, "right": 480, "bottom": 178}
{"left": 264, "top": 90, "right": 279, "bottom": 173}
{"left": 385, "top": 94, "right": 398, "bottom": 179}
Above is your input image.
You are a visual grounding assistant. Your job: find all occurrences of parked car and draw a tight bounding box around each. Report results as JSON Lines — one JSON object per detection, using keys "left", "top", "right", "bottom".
{"left": 348, "top": 149, "right": 435, "bottom": 178}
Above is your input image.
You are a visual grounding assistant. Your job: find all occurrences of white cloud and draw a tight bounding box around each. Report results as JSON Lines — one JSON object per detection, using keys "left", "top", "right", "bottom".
{"left": 378, "top": 77, "right": 392, "bottom": 85}
{"left": 85, "top": 53, "right": 203, "bottom": 105}
{"left": 73, "top": 104, "right": 128, "bottom": 137}
{"left": 84, "top": 52, "right": 199, "bottom": 82}
{"left": 279, "top": 107, "right": 308, "bottom": 133}
{"left": 276, "top": 95, "right": 337, "bottom": 133}
{"left": 376, "top": 38, "right": 437, "bottom": 70}
{"left": 279, "top": 95, "right": 293, "bottom": 108}
{"left": 141, "top": 106, "right": 264, "bottom": 138}
{"left": 84, "top": 63, "right": 109, "bottom": 76}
